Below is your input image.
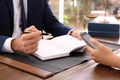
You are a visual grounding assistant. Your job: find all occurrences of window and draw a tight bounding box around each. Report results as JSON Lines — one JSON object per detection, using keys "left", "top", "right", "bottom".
{"left": 49, "top": 0, "right": 120, "bottom": 31}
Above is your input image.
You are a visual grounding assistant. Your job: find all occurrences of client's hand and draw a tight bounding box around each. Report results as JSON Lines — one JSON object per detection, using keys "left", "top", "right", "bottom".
{"left": 11, "top": 26, "right": 42, "bottom": 54}
{"left": 86, "top": 39, "right": 120, "bottom": 68}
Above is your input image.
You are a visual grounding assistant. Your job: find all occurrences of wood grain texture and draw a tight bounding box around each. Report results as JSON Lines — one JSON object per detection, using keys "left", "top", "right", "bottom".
{"left": 0, "top": 56, "right": 53, "bottom": 79}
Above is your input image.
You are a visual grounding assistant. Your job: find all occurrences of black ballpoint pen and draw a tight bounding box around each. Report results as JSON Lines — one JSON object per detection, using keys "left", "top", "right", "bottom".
{"left": 22, "top": 32, "right": 49, "bottom": 35}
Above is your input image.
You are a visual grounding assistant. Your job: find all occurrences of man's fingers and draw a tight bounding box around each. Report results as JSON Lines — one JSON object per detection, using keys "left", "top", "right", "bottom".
{"left": 22, "top": 43, "right": 38, "bottom": 54}
{"left": 22, "top": 31, "right": 42, "bottom": 40}
{"left": 24, "top": 25, "right": 39, "bottom": 32}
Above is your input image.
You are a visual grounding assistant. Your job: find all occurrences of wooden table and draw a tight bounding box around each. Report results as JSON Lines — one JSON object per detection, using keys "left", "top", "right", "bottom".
{"left": 1, "top": 59, "right": 120, "bottom": 80}
{"left": 0, "top": 37, "right": 120, "bottom": 80}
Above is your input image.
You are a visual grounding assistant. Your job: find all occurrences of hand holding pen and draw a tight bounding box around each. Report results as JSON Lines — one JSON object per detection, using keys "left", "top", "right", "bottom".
{"left": 11, "top": 26, "right": 42, "bottom": 54}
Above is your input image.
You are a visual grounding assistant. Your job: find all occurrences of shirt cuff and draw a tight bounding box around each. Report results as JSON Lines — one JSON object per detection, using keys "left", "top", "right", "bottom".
{"left": 1, "top": 38, "right": 15, "bottom": 53}
{"left": 67, "top": 29, "right": 74, "bottom": 35}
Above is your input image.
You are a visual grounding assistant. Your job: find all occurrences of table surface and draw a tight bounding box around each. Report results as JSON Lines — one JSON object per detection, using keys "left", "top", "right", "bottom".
{"left": 1, "top": 60, "right": 120, "bottom": 80}
{"left": 0, "top": 37, "right": 120, "bottom": 80}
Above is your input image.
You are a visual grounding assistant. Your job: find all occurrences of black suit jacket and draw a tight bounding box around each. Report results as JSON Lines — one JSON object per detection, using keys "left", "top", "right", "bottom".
{"left": 0, "top": 0, "right": 71, "bottom": 49}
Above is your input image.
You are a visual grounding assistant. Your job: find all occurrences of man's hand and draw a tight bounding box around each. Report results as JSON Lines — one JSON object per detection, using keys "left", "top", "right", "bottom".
{"left": 24, "top": 25, "right": 39, "bottom": 32}
{"left": 11, "top": 26, "right": 42, "bottom": 54}
{"left": 70, "top": 30, "right": 82, "bottom": 40}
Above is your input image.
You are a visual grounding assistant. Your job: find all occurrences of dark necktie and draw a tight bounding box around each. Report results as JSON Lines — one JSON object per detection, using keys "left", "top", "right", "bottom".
{"left": 20, "top": 0, "right": 27, "bottom": 31}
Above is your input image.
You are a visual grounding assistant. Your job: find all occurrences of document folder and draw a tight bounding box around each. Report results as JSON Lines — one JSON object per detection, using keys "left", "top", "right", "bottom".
{"left": 88, "top": 22, "right": 120, "bottom": 37}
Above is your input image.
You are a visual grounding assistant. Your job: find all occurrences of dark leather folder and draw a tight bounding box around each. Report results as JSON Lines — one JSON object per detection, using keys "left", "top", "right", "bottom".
{"left": 88, "top": 22, "right": 120, "bottom": 37}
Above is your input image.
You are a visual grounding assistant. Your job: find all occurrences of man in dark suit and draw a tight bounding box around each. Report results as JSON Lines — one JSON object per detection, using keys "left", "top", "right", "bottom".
{"left": 0, "top": 0, "right": 81, "bottom": 54}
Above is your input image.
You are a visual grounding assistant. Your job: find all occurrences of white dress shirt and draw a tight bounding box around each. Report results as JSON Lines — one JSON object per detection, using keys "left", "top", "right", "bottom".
{"left": 1, "top": 0, "right": 27, "bottom": 53}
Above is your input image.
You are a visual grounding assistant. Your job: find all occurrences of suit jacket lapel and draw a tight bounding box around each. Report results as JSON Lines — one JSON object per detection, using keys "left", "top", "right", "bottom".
{"left": 6, "top": 0, "right": 14, "bottom": 19}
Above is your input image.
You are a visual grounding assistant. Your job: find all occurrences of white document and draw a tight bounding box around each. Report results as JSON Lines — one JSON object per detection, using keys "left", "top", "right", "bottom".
{"left": 34, "top": 35, "right": 86, "bottom": 60}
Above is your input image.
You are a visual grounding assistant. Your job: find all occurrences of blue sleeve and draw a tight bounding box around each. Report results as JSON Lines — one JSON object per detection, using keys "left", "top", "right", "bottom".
{"left": 42, "top": 0, "right": 72, "bottom": 37}
{"left": 0, "top": 36, "right": 9, "bottom": 50}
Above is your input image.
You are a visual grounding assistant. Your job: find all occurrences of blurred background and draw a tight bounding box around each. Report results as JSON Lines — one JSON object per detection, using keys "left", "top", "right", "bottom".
{"left": 49, "top": 0, "right": 120, "bottom": 32}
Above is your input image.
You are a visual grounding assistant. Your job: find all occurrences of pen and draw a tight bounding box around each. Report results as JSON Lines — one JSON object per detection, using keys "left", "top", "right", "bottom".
{"left": 22, "top": 32, "right": 49, "bottom": 35}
